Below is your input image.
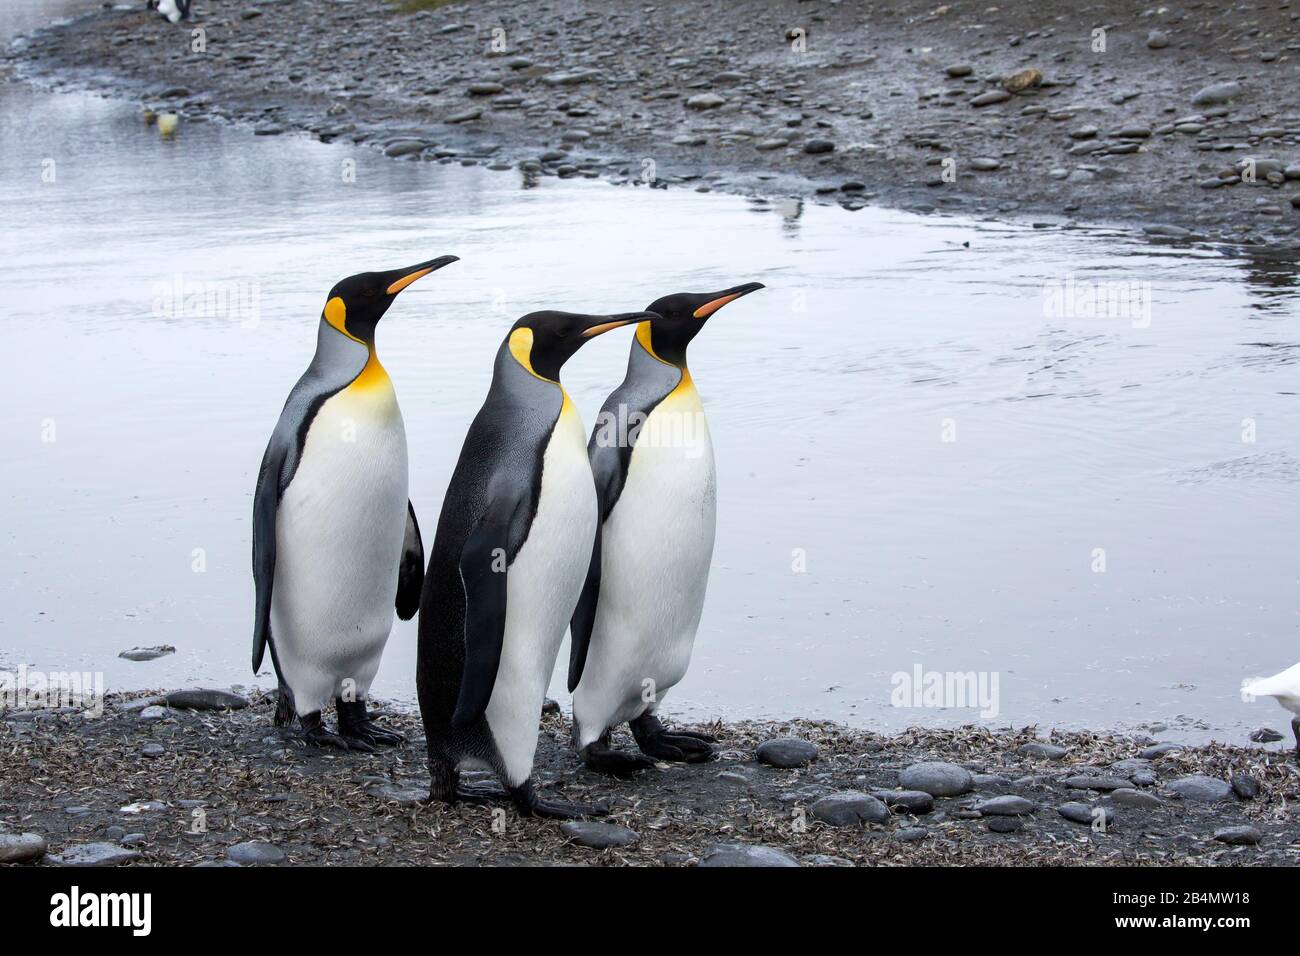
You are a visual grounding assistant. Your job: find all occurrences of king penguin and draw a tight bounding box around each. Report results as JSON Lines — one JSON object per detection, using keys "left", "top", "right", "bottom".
{"left": 568, "top": 282, "right": 764, "bottom": 773}
{"left": 417, "top": 308, "right": 656, "bottom": 817}
{"left": 252, "top": 254, "right": 459, "bottom": 749}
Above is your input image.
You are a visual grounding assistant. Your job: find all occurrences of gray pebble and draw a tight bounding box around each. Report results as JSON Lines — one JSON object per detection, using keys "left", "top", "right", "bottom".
{"left": 873, "top": 790, "right": 934, "bottom": 814}
{"left": 699, "top": 843, "right": 799, "bottom": 867}
{"left": 1062, "top": 775, "right": 1134, "bottom": 792}
{"left": 899, "top": 762, "right": 974, "bottom": 797}
{"left": 560, "top": 821, "right": 639, "bottom": 849}
{"left": 1108, "top": 789, "right": 1162, "bottom": 809}
{"left": 1146, "top": 30, "right": 1169, "bottom": 49}
{"left": 893, "top": 827, "right": 929, "bottom": 842}
{"left": 755, "top": 738, "right": 818, "bottom": 768}
{"left": 49, "top": 843, "right": 142, "bottom": 867}
{"left": 1230, "top": 774, "right": 1259, "bottom": 800}
{"left": 1059, "top": 802, "right": 1115, "bottom": 828}
{"left": 164, "top": 689, "right": 250, "bottom": 711}
{"left": 808, "top": 791, "right": 889, "bottom": 827}
{"left": 1168, "top": 775, "right": 1233, "bottom": 803}
{"left": 1191, "top": 81, "right": 1242, "bottom": 106}
{"left": 803, "top": 139, "right": 835, "bottom": 155}
{"left": 1018, "top": 742, "right": 1068, "bottom": 760}
{"left": 975, "top": 795, "right": 1036, "bottom": 816}
{"left": 987, "top": 815, "right": 1023, "bottom": 833}
{"left": 1213, "top": 825, "right": 1261, "bottom": 846}
{"left": 227, "top": 841, "right": 286, "bottom": 865}
{"left": 0, "top": 833, "right": 47, "bottom": 864}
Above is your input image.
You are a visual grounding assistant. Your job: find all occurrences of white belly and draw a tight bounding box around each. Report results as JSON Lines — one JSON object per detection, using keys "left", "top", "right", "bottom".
{"left": 573, "top": 383, "right": 716, "bottom": 744}
{"left": 271, "top": 379, "right": 408, "bottom": 714}
{"left": 485, "top": 401, "right": 597, "bottom": 785}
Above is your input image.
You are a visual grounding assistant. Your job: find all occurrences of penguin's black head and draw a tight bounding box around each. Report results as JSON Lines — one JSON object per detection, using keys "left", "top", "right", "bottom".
{"left": 507, "top": 310, "right": 658, "bottom": 382}
{"left": 322, "top": 255, "right": 459, "bottom": 343}
{"left": 641, "top": 282, "right": 765, "bottom": 366}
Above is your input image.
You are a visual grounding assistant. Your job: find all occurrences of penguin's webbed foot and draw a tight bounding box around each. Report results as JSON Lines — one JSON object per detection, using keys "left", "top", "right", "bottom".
{"left": 511, "top": 780, "right": 608, "bottom": 819}
{"left": 337, "top": 700, "right": 405, "bottom": 748}
{"left": 630, "top": 714, "right": 718, "bottom": 764}
{"left": 580, "top": 742, "right": 657, "bottom": 776}
{"left": 299, "top": 711, "right": 366, "bottom": 751}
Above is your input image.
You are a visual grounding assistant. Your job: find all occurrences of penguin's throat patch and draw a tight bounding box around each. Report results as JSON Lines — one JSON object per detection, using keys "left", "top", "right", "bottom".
{"left": 636, "top": 322, "right": 694, "bottom": 397}
{"left": 350, "top": 348, "right": 392, "bottom": 392}
{"left": 509, "top": 327, "right": 575, "bottom": 415}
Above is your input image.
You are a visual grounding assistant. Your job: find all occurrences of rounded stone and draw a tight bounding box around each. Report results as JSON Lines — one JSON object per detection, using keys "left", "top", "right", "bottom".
{"left": 808, "top": 791, "right": 889, "bottom": 827}
{"left": 1168, "top": 775, "right": 1233, "bottom": 803}
{"left": 987, "top": 815, "right": 1023, "bottom": 833}
{"left": 898, "top": 762, "right": 974, "bottom": 797}
{"left": 1018, "top": 742, "right": 1068, "bottom": 760}
{"left": 698, "top": 843, "right": 799, "bottom": 867}
{"left": 873, "top": 790, "right": 934, "bottom": 814}
{"left": 0, "top": 833, "right": 47, "bottom": 864}
{"left": 975, "top": 795, "right": 1036, "bottom": 816}
{"left": 560, "top": 821, "right": 640, "bottom": 849}
{"left": 756, "top": 738, "right": 818, "bottom": 768}
{"left": 227, "top": 841, "right": 286, "bottom": 865}
{"left": 1213, "top": 825, "right": 1261, "bottom": 846}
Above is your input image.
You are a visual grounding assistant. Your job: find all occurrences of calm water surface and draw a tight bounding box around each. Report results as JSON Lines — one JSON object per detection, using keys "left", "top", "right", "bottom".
{"left": 3, "top": 1, "right": 1298, "bottom": 744}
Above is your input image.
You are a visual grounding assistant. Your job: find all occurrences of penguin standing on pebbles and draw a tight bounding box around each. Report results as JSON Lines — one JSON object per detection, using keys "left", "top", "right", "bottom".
{"left": 252, "top": 255, "right": 458, "bottom": 750}
{"left": 569, "top": 282, "right": 764, "bottom": 773}
{"left": 417, "top": 308, "right": 655, "bottom": 817}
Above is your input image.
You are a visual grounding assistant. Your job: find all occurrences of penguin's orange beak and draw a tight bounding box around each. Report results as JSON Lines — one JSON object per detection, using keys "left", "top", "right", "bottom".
{"left": 581, "top": 312, "right": 658, "bottom": 338}
{"left": 382, "top": 255, "right": 460, "bottom": 296}
{"left": 691, "top": 281, "right": 766, "bottom": 318}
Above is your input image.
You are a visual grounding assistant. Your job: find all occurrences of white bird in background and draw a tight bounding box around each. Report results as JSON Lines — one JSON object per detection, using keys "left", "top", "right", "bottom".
{"left": 153, "top": 0, "right": 191, "bottom": 24}
{"left": 1242, "top": 662, "right": 1300, "bottom": 760}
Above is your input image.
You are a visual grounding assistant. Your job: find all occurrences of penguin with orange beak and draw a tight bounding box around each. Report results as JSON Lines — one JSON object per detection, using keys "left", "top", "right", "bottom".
{"left": 252, "top": 255, "right": 458, "bottom": 749}
{"left": 568, "top": 282, "right": 765, "bottom": 772}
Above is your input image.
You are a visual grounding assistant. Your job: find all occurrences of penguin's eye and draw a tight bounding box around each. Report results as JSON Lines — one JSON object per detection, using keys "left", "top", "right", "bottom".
{"left": 361, "top": 287, "right": 380, "bottom": 299}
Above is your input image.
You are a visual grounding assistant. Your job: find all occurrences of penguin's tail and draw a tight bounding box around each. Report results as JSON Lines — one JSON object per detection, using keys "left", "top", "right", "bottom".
{"left": 274, "top": 684, "right": 296, "bottom": 727}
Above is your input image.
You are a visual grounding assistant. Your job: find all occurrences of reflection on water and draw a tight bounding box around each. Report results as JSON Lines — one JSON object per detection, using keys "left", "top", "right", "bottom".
{"left": 2, "top": 0, "right": 1298, "bottom": 745}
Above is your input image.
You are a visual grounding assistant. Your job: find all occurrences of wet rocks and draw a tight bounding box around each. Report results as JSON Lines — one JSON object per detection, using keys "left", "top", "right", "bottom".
{"left": 367, "top": 783, "right": 426, "bottom": 806}
{"left": 467, "top": 82, "right": 504, "bottom": 96}
{"left": 970, "top": 157, "right": 1001, "bottom": 171}
{"left": 227, "top": 841, "right": 286, "bottom": 865}
{"left": 1018, "top": 742, "right": 1068, "bottom": 760}
{"left": 1251, "top": 727, "right": 1284, "bottom": 743}
{"left": 945, "top": 63, "right": 973, "bottom": 77}
{"left": 1230, "top": 774, "right": 1259, "bottom": 800}
{"left": 138, "top": 705, "right": 167, "bottom": 721}
{"left": 1069, "top": 125, "right": 1099, "bottom": 140}
{"left": 808, "top": 791, "right": 889, "bottom": 827}
{"left": 874, "top": 790, "right": 935, "bottom": 814}
{"left": 756, "top": 738, "right": 818, "bottom": 768}
{"left": 1191, "top": 81, "right": 1242, "bottom": 106}
{"left": 445, "top": 108, "right": 482, "bottom": 124}
{"left": 118, "top": 645, "right": 175, "bottom": 661}
{"left": 971, "top": 90, "right": 1011, "bottom": 107}
{"left": 699, "top": 843, "right": 799, "bottom": 867}
{"left": 803, "top": 139, "right": 835, "bottom": 155}
{"left": 987, "top": 816, "right": 1023, "bottom": 833}
{"left": 560, "top": 821, "right": 640, "bottom": 849}
{"left": 1059, "top": 802, "right": 1114, "bottom": 827}
{"left": 1146, "top": 30, "right": 1169, "bottom": 49}
{"left": 542, "top": 69, "right": 599, "bottom": 87}
{"left": 1213, "top": 825, "right": 1261, "bottom": 846}
{"left": 164, "top": 689, "right": 249, "bottom": 711}
{"left": 975, "top": 795, "right": 1036, "bottom": 816}
{"left": 1167, "top": 775, "right": 1233, "bottom": 803}
{"left": 1108, "top": 789, "right": 1162, "bottom": 809}
{"left": 383, "top": 140, "right": 427, "bottom": 157}
{"left": 898, "top": 762, "right": 974, "bottom": 797}
{"left": 1139, "top": 742, "right": 1183, "bottom": 759}
{"left": 49, "top": 843, "right": 142, "bottom": 866}
{"left": 0, "top": 833, "right": 47, "bottom": 864}
{"left": 685, "top": 93, "right": 725, "bottom": 111}
{"left": 1063, "top": 775, "right": 1133, "bottom": 792}
{"left": 1002, "top": 68, "right": 1042, "bottom": 93}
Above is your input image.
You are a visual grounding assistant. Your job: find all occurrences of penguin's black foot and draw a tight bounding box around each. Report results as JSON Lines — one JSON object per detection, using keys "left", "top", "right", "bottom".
{"left": 630, "top": 714, "right": 718, "bottom": 764}
{"left": 337, "top": 699, "right": 405, "bottom": 748}
{"left": 299, "top": 711, "right": 365, "bottom": 750}
{"left": 580, "top": 742, "right": 657, "bottom": 776}
{"left": 1291, "top": 717, "right": 1300, "bottom": 764}
{"left": 511, "top": 780, "right": 609, "bottom": 819}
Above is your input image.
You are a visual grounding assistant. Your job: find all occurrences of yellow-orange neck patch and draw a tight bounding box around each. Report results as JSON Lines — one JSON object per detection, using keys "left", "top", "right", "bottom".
{"left": 508, "top": 327, "right": 575, "bottom": 416}
{"left": 636, "top": 321, "right": 693, "bottom": 394}
{"left": 324, "top": 296, "right": 365, "bottom": 344}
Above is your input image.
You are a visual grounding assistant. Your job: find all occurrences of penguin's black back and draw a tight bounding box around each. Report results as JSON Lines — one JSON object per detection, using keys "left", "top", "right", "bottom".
{"left": 416, "top": 344, "right": 563, "bottom": 739}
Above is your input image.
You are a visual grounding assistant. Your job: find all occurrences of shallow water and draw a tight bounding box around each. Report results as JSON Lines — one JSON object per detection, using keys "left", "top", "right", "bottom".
{"left": 3, "top": 1, "right": 1298, "bottom": 745}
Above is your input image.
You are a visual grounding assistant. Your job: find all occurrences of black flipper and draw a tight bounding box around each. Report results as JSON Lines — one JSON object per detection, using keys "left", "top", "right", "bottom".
{"left": 567, "top": 521, "right": 600, "bottom": 692}
{"left": 450, "top": 479, "right": 522, "bottom": 728}
{"left": 568, "top": 433, "right": 622, "bottom": 692}
{"left": 395, "top": 499, "right": 424, "bottom": 621}
{"left": 251, "top": 436, "right": 289, "bottom": 675}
